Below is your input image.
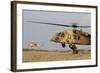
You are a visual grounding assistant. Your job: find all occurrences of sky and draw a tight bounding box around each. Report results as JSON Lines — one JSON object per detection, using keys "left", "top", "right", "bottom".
{"left": 22, "top": 10, "right": 91, "bottom": 51}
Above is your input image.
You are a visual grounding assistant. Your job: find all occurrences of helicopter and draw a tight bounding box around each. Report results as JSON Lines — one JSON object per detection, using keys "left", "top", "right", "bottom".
{"left": 27, "top": 21, "right": 91, "bottom": 54}
{"left": 29, "top": 42, "right": 41, "bottom": 49}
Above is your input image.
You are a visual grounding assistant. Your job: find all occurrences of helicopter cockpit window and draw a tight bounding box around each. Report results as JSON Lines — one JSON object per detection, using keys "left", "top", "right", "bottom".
{"left": 56, "top": 32, "right": 65, "bottom": 37}
{"left": 61, "top": 33, "right": 65, "bottom": 37}
{"left": 56, "top": 32, "right": 62, "bottom": 36}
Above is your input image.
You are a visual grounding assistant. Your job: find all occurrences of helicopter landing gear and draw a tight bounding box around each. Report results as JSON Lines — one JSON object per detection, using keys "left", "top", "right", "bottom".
{"left": 69, "top": 44, "right": 78, "bottom": 54}
{"left": 61, "top": 43, "right": 66, "bottom": 48}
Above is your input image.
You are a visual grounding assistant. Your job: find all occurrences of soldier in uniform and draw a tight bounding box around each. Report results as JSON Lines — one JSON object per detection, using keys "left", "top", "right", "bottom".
{"left": 69, "top": 44, "right": 78, "bottom": 54}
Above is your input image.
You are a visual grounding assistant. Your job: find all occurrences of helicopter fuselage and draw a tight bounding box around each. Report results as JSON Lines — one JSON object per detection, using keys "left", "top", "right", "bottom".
{"left": 50, "top": 29, "right": 91, "bottom": 45}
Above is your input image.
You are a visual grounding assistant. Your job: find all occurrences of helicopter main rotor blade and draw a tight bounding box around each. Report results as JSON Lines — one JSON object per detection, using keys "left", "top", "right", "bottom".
{"left": 27, "top": 21, "right": 90, "bottom": 28}
{"left": 27, "top": 21, "right": 71, "bottom": 27}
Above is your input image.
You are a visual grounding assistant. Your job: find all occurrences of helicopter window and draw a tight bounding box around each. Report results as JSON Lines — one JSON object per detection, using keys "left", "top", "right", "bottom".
{"left": 78, "top": 36, "right": 80, "bottom": 40}
{"left": 74, "top": 35, "right": 80, "bottom": 40}
{"left": 56, "top": 32, "right": 65, "bottom": 36}
{"left": 56, "top": 32, "right": 62, "bottom": 36}
{"left": 61, "top": 33, "right": 65, "bottom": 37}
{"left": 55, "top": 37, "right": 59, "bottom": 40}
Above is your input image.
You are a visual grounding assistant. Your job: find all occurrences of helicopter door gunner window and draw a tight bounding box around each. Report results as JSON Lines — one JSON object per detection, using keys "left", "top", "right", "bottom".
{"left": 11, "top": 1, "right": 97, "bottom": 72}
{"left": 73, "top": 35, "right": 80, "bottom": 40}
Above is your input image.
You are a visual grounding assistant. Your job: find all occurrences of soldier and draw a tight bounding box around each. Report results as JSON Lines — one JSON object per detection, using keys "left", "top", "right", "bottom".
{"left": 69, "top": 44, "right": 78, "bottom": 54}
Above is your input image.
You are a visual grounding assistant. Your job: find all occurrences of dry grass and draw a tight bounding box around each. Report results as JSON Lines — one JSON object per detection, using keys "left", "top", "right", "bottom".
{"left": 23, "top": 49, "right": 91, "bottom": 62}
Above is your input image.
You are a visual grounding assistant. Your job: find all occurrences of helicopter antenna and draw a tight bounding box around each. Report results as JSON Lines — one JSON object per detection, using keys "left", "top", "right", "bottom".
{"left": 27, "top": 21, "right": 91, "bottom": 28}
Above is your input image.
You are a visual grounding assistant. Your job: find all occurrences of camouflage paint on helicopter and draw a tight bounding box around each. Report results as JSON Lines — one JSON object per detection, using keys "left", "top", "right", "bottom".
{"left": 50, "top": 29, "right": 90, "bottom": 45}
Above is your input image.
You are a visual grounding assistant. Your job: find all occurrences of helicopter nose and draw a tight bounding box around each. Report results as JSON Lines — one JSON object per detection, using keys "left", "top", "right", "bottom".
{"left": 50, "top": 35, "right": 55, "bottom": 41}
{"left": 50, "top": 35, "right": 59, "bottom": 42}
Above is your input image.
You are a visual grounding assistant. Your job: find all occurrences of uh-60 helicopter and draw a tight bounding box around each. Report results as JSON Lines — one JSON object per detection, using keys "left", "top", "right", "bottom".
{"left": 27, "top": 21, "right": 91, "bottom": 54}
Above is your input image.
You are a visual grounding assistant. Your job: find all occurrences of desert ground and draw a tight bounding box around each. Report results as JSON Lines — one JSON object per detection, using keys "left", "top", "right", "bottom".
{"left": 23, "top": 49, "right": 91, "bottom": 62}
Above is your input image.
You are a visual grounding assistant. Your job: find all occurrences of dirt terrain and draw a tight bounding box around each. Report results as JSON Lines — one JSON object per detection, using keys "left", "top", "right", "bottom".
{"left": 23, "top": 49, "right": 91, "bottom": 62}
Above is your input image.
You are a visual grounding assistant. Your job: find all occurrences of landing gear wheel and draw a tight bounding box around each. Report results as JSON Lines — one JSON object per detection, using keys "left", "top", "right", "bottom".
{"left": 61, "top": 43, "right": 66, "bottom": 48}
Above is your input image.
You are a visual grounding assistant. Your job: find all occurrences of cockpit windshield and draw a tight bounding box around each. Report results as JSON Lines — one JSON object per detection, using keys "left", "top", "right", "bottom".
{"left": 56, "top": 32, "right": 62, "bottom": 36}
{"left": 56, "top": 32, "right": 65, "bottom": 37}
